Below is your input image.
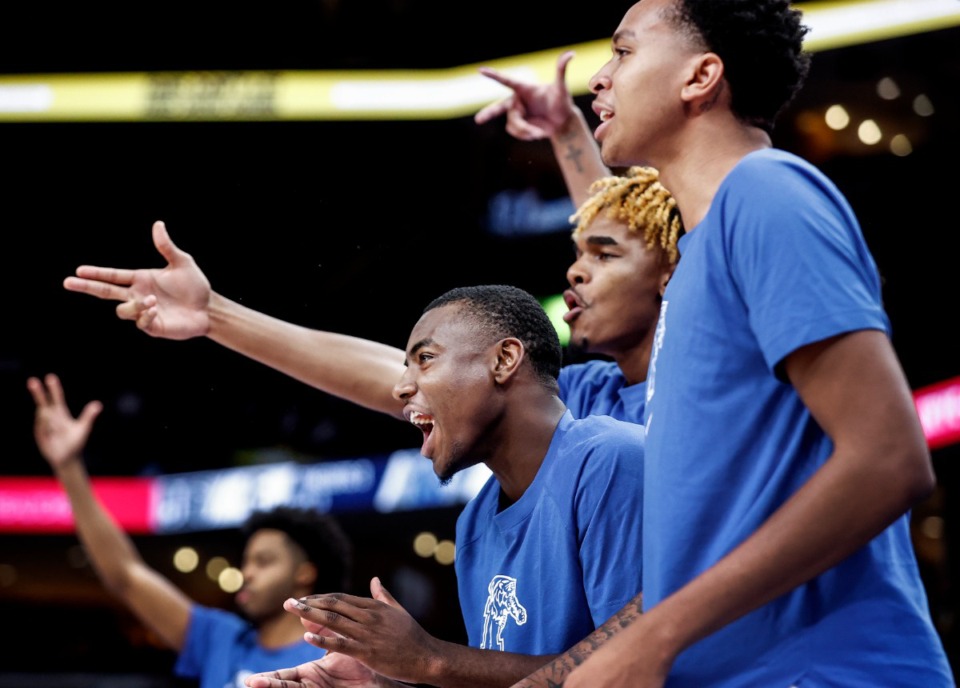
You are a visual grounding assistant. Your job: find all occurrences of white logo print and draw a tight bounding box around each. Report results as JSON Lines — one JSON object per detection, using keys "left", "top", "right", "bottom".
{"left": 481, "top": 574, "right": 528, "bottom": 650}
{"left": 647, "top": 300, "right": 668, "bottom": 406}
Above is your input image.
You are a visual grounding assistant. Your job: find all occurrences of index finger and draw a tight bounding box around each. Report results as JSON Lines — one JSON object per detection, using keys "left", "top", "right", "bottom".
{"left": 297, "top": 592, "right": 382, "bottom": 613}
{"left": 42, "top": 372, "right": 67, "bottom": 409}
{"left": 477, "top": 65, "right": 530, "bottom": 92}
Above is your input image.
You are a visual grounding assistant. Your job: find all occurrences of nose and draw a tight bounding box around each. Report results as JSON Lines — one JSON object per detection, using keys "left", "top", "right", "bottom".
{"left": 240, "top": 563, "right": 253, "bottom": 584}
{"left": 392, "top": 369, "right": 416, "bottom": 402}
{"left": 589, "top": 61, "right": 612, "bottom": 94}
{"left": 567, "top": 255, "right": 588, "bottom": 286}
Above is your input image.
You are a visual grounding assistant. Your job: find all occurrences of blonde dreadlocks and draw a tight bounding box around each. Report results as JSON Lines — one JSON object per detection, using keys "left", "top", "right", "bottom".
{"left": 569, "top": 166, "right": 683, "bottom": 265}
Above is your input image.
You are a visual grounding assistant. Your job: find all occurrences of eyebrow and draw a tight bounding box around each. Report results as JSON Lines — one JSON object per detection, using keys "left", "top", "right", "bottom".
{"left": 612, "top": 28, "right": 636, "bottom": 44}
{"left": 406, "top": 337, "right": 435, "bottom": 363}
{"left": 586, "top": 235, "right": 619, "bottom": 247}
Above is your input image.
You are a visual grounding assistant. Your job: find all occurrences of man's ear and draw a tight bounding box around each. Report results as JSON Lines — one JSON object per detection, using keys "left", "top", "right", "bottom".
{"left": 493, "top": 338, "right": 525, "bottom": 384}
{"left": 659, "top": 263, "right": 676, "bottom": 298}
{"left": 681, "top": 52, "right": 725, "bottom": 114}
{"left": 295, "top": 560, "right": 319, "bottom": 590}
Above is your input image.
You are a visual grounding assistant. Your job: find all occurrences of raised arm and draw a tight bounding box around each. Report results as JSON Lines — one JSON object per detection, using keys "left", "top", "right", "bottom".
{"left": 255, "top": 577, "right": 557, "bottom": 688}
{"left": 475, "top": 50, "right": 610, "bottom": 208}
{"left": 27, "top": 373, "right": 195, "bottom": 651}
{"left": 63, "top": 220, "right": 406, "bottom": 419}
{"left": 511, "top": 330, "right": 936, "bottom": 688}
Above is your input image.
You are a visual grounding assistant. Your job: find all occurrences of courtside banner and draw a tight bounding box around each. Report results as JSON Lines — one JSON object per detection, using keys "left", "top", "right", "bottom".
{"left": 914, "top": 375, "right": 960, "bottom": 451}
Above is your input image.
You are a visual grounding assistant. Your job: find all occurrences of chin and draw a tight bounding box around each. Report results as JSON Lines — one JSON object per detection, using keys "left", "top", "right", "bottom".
{"left": 599, "top": 139, "right": 621, "bottom": 167}
{"left": 600, "top": 137, "right": 637, "bottom": 170}
{"left": 567, "top": 334, "right": 592, "bottom": 358}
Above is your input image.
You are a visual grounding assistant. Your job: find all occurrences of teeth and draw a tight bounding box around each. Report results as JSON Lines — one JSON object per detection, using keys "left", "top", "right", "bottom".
{"left": 599, "top": 111, "right": 613, "bottom": 122}
{"left": 409, "top": 411, "right": 434, "bottom": 427}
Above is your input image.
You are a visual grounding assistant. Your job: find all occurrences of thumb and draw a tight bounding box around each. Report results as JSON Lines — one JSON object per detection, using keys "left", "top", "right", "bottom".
{"left": 370, "top": 576, "right": 399, "bottom": 607}
{"left": 556, "top": 50, "right": 575, "bottom": 84}
{"left": 152, "top": 220, "right": 186, "bottom": 265}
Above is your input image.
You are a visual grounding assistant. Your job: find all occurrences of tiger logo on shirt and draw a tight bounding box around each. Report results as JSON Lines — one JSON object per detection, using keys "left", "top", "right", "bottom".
{"left": 481, "top": 574, "right": 527, "bottom": 651}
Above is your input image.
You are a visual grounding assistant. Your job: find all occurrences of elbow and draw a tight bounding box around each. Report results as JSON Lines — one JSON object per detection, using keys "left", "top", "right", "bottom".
{"left": 909, "top": 455, "right": 937, "bottom": 505}
{"left": 95, "top": 562, "right": 138, "bottom": 599}
{"left": 100, "top": 572, "right": 132, "bottom": 598}
{"left": 896, "top": 443, "right": 937, "bottom": 509}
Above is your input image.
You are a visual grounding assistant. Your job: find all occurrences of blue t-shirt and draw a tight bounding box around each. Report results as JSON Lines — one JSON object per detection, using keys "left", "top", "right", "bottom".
{"left": 175, "top": 605, "right": 324, "bottom": 688}
{"left": 559, "top": 359, "right": 646, "bottom": 423}
{"left": 643, "top": 148, "right": 952, "bottom": 686}
{"left": 455, "top": 410, "right": 645, "bottom": 654}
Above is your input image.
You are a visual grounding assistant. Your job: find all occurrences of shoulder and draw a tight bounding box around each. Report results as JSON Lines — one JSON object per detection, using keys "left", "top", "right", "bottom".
{"left": 185, "top": 604, "right": 249, "bottom": 640}
{"left": 560, "top": 359, "right": 623, "bottom": 384}
{"left": 723, "top": 149, "right": 846, "bottom": 208}
{"left": 711, "top": 149, "right": 859, "bottom": 249}
{"left": 189, "top": 604, "right": 243, "bottom": 626}
{"left": 559, "top": 416, "right": 644, "bottom": 504}
{"left": 561, "top": 414, "right": 646, "bottom": 457}
{"left": 559, "top": 359, "right": 626, "bottom": 400}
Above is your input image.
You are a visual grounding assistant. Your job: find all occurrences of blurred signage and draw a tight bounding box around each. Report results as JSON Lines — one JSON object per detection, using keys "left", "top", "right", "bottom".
{"left": 146, "top": 71, "right": 279, "bottom": 120}
{"left": 0, "top": 476, "right": 155, "bottom": 534}
{"left": 0, "top": 449, "right": 490, "bottom": 534}
{"left": 914, "top": 375, "right": 960, "bottom": 451}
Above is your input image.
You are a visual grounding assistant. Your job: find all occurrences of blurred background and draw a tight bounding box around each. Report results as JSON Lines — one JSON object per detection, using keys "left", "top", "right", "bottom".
{"left": 1, "top": 0, "right": 958, "bottom": 685}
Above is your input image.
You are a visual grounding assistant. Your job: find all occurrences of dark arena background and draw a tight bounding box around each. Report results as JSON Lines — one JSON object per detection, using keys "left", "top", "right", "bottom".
{"left": 1, "top": 1, "right": 958, "bottom": 685}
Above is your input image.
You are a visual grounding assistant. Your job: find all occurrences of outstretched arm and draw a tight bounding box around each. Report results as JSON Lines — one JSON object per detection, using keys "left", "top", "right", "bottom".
{"left": 277, "top": 577, "right": 557, "bottom": 688}
{"left": 27, "top": 373, "right": 195, "bottom": 651}
{"left": 63, "top": 220, "right": 406, "bottom": 418}
{"left": 475, "top": 50, "right": 610, "bottom": 208}
{"left": 512, "top": 330, "right": 937, "bottom": 688}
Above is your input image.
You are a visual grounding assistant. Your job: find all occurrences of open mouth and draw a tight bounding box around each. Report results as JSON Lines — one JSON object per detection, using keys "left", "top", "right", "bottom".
{"left": 408, "top": 410, "right": 436, "bottom": 454}
{"left": 592, "top": 102, "right": 614, "bottom": 140}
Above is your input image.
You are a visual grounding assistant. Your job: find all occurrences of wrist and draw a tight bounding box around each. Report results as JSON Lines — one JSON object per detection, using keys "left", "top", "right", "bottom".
{"left": 553, "top": 107, "right": 588, "bottom": 140}
{"left": 205, "top": 291, "right": 230, "bottom": 338}
{"left": 420, "top": 637, "right": 454, "bottom": 685}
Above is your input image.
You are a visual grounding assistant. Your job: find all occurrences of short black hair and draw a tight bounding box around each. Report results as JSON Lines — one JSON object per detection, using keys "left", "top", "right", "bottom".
{"left": 670, "top": 0, "right": 811, "bottom": 133}
{"left": 241, "top": 506, "right": 352, "bottom": 592}
{"left": 424, "top": 284, "right": 562, "bottom": 389}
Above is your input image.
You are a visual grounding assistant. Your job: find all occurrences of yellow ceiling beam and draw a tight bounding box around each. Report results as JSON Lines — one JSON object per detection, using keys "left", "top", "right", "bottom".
{"left": 1, "top": 0, "right": 957, "bottom": 123}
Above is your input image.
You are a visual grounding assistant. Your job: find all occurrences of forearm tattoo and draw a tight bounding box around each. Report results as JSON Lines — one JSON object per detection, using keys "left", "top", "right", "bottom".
{"left": 557, "top": 129, "right": 586, "bottom": 174}
{"left": 511, "top": 593, "right": 644, "bottom": 687}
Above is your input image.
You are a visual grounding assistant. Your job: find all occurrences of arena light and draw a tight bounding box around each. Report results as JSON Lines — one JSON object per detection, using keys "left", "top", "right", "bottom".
{"left": 799, "top": 0, "right": 960, "bottom": 52}
{"left": 1, "top": 0, "right": 958, "bottom": 123}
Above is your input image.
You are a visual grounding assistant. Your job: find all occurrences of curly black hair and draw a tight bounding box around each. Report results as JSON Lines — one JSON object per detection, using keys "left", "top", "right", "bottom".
{"left": 669, "top": 0, "right": 811, "bottom": 133}
{"left": 424, "top": 284, "right": 562, "bottom": 390}
{"left": 241, "top": 506, "right": 352, "bottom": 593}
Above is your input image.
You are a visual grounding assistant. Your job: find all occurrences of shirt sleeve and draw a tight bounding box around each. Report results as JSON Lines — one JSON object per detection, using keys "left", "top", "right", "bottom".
{"left": 722, "top": 154, "right": 889, "bottom": 372}
{"left": 174, "top": 604, "right": 245, "bottom": 679}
